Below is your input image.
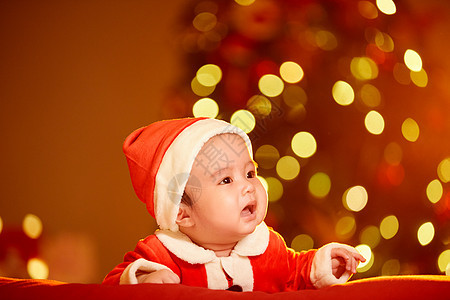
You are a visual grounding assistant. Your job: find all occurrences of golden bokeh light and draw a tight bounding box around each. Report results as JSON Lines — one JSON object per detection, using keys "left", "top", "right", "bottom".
{"left": 410, "top": 68, "right": 428, "bottom": 88}
{"left": 360, "top": 225, "right": 381, "bottom": 249}
{"left": 376, "top": 0, "right": 396, "bottom": 15}
{"left": 350, "top": 57, "right": 378, "bottom": 80}
{"left": 384, "top": 142, "right": 402, "bottom": 165}
{"left": 343, "top": 185, "right": 368, "bottom": 212}
{"left": 335, "top": 215, "right": 356, "bottom": 240}
{"left": 191, "top": 76, "right": 215, "bottom": 96}
{"left": 234, "top": 0, "right": 255, "bottom": 6}
{"left": 332, "top": 81, "right": 354, "bottom": 106}
{"left": 0, "top": 216, "right": 3, "bottom": 235}
{"left": 283, "top": 85, "right": 308, "bottom": 107}
{"left": 356, "top": 244, "right": 374, "bottom": 272}
{"left": 265, "top": 177, "right": 283, "bottom": 202}
{"left": 196, "top": 64, "right": 222, "bottom": 87}
{"left": 193, "top": 12, "right": 217, "bottom": 32}
{"left": 360, "top": 83, "right": 381, "bottom": 108}
{"left": 23, "top": 214, "right": 43, "bottom": 239}
{"left": 259, "top": 74, "right": 284, "bottom": 97}
{"left": 230, "top": 109, "right": 256, "bottom": 133}
{"left": 426, "top": 179, "right": 443, "bottom": 204}
{"left": 308, "top": 172, "right": 331, "bottom": 199}
{"left": 404, "top": 49, "right": 422, "bottom": 72}
{"left": 437, "top": 158, "right": 450, "bottom": 183}
{"left": 257, "top": 175, "right": 268, "bottom": 192}
{"left": 382, "top": 259, "right": 401, "bottom": 276}
{"left": 375, "top": 31, "right": 394, "bottom": 52}
{"left": 291, "top": 234, "right": 314, "bottom": 251}
{"left": 27, "top": 258, "right": 49, "bottom": 279}
{"left": 365, "top": 110, "right": 385, "bottom": 135}
{"left": 255, "top": 144, "right": 280, "bottom": 169}
{"left": 291, "top": 131, "right": 317, "bottom": 158}
{"left": 315, "top": 30, "right": 338, "bottom": 51}
{"left": 401, "top": 118, "right": 420, "bottom": 142}
{"left": 380, "top": 215, "right": 399, "bottom": 239}
{"left": 438, "top": 249, "right": 450, "bottom": 273}
{"left": 247, "top": 95, "right": 272, "bottom": 117}
{"left": 417, "top": 222, "right": 435, "bottom": 246}
{"left": 285, "top": 104, "right": 306, "bottom": 125}
{"left": 280, "top": 61, "right": 304, "bottom": 84}
{"left": 393, "top": 63, "right": 411, "bottom": 85}
{"left": 364, "top": 27, "right": 379, "bottom": 44}
{"left": 194, "top": 1, "right": 219, "bottom": 14}
{"left": 192, "top": 97, "right": 219, "bottom": 118}
{"left": 358, "top": 1, "right": 378, "bottom": 19}
{"left": 276, "top": 156, "right": 300, "bottom": 180}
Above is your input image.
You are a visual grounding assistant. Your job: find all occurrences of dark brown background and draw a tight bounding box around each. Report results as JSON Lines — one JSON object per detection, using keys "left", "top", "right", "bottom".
{"left": 0, "top": 0, "right": 188, "bottom": 282}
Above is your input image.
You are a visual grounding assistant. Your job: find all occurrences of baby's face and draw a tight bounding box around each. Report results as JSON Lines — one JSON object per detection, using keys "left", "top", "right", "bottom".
{"left": 183, "top": 133, "right": 268, "bottom": 245}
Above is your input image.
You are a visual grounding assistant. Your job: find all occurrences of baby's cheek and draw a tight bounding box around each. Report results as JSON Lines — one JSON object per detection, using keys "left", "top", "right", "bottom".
{"left": 258, "top": 195, "right": 268, "bottom": 217}
{"left": 259, "top": 189, "right": 269, "bottom": 204}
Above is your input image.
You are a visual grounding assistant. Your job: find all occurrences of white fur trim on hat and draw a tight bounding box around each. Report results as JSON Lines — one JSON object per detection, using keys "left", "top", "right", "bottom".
{"left": 310, "top": 242, "right": 360, "bottom": 288}
{"left": 154, "top": 118, "right": 252, "bottom": 231}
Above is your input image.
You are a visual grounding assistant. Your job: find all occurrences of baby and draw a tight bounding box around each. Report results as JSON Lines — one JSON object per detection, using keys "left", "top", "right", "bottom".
{"left": 103, "top": 117, "right": 365, "bottom": 292}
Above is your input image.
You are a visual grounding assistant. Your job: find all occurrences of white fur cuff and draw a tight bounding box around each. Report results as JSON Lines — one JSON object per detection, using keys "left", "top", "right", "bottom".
{"left": 119, "top": 258, "right": 174, "bottom": 284}
{"left": 310, "top": 242, "right": 360, "bottom": 289}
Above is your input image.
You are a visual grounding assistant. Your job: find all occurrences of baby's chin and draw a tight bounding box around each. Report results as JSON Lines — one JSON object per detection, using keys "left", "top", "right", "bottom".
{"left": 239, "top": 219, "right": 264, "bottom": 236}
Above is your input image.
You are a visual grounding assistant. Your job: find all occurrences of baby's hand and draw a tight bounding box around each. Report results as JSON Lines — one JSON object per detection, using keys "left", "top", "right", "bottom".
{"left": 330, "top": 247, "right": 366, "bottom": 278}
{"left": 136, "top": 269, "right": 180, "bottom": 284}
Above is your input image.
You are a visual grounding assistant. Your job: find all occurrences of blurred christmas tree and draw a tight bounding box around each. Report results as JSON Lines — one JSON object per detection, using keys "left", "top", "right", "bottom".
{"left": 161, "top": 0, "right": 450, "bottom": 278}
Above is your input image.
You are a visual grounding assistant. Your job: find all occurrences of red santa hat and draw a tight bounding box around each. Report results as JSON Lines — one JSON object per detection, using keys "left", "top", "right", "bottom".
{"left": 123, "top": 117, "right": 253, "bottom": 232}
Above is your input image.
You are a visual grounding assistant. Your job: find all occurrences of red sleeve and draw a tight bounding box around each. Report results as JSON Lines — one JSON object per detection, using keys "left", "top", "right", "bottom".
{"left": 285, "top": 246, "right": 317, "bottom": 290}
{"left": 270, "top": 229, "right": 317, "bottom": 291}
{"left": 252, "top": 229, "right": 317, "bottom": 292}
{"left": 268, "top": 229, "right": 317, "bottom": 291}
{"left": 102, "top": 235, "right": 179, "bottom": 285}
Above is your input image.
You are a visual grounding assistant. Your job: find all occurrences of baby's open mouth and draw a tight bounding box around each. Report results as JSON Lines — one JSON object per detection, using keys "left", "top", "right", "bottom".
{"left": 241, "top": 202, "right": 256, "bottom": 217}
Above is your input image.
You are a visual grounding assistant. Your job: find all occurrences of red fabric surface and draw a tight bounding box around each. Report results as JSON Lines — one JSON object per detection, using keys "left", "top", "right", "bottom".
{"left": 1, "top": 275, "right": 449, "bottom": 300}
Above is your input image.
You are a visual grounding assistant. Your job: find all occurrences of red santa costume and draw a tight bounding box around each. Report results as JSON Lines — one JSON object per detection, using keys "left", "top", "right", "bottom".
{"left": 103, "top": 117, "right": 359, "bottom": 292}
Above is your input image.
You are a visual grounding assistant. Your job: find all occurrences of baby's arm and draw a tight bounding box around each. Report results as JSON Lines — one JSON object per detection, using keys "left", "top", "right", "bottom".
{"left": 103, "top": 235, "right": 181, "bottom": 285}
{"left": 119, "top": 257, "right": 180, "bottom": 285}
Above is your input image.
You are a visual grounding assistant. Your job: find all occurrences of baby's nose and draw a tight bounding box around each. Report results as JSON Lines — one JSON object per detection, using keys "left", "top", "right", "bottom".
{"left": 242, "top": 179, "right": 256, "bottom": 195}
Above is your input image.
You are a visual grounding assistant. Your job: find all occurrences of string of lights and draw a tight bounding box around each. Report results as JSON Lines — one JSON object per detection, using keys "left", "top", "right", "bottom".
{"left": 161, "top": 0, "right": 450, "bottom": 278}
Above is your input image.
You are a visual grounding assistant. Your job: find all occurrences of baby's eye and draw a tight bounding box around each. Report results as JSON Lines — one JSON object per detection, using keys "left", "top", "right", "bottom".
{"left": 220, "top": 177, "right": 232, "bottom": 184}
{"left": 247, "top": 170, "right": 256, "bottom": 178}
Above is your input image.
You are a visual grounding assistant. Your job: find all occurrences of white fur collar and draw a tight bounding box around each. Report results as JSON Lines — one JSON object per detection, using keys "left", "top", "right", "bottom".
{"left": 232, "top": 222, "right": 270, "bottom": 256}
{"left": 155, "top": 222, "right": 270, "bottom": 264}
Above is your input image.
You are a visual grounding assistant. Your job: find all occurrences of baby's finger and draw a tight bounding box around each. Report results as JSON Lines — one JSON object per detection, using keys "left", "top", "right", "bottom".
{"left": 354, "top": 252, "right": 367, "bottom": 263}
{"left": 346, "top": 256, "right": 354, "bottom": 272}
{"left": 332, "top": 248, "right": 349, "bottom": 261}
{"left": 341, "top": 254, "right": 352, "bottom": 272}
{"left": 352, "top": 257, "right": 357, "bottom": 273}
{"left": 332, "top": 248, "right": 352, "bottom": 270}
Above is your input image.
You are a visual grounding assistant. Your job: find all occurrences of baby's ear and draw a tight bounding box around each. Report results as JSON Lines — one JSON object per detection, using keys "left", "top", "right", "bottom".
{"left": 176, "top": 203, "right": 194, "bottom": 228}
